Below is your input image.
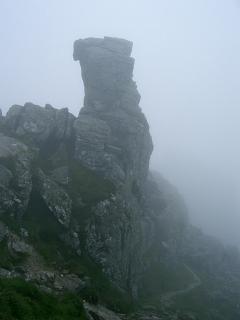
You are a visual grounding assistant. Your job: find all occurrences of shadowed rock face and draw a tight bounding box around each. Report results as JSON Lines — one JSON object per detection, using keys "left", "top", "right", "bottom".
{"left": 73, "top": 37, "right": 153, "bottom": 187}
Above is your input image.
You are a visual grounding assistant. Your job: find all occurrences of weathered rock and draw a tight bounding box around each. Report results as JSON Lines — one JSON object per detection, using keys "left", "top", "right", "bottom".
{"left": 5, "top": 102, "right": 75, "bottom": 146}
{"left": 53, "top": 273, "right": 86, "bottom": 292}
{"left": 74, "top": 115, "right": 125, "bottom": 182}
{"left": 24, "top": 269, "right": 86, "bottom": 293}
{"left": 35, "top": 168, "right": 72, "bottom": 226}
{"left": 85, "top": 193, "right": 156, "bottom": 296}
{"left": 8, "top": 234, "right": 33, "bottom": 255}
{"left": 73, "top": 37, "right": 134, "bottom": 109}
{"left": 0, "top": 134, "right": 33, "bottom": 215}
{"left": 73, "top": 37, "right": 153, "bottom": 187}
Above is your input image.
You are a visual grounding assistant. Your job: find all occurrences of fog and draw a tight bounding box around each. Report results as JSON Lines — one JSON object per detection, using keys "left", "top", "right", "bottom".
{"left": 1, "top": 0, "right": 240, "bottom": 246}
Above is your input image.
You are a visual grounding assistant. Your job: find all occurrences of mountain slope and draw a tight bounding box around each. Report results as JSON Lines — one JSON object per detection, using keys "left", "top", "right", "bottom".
{"left": 0, "top": 37, "right": 239, "bottom": 320}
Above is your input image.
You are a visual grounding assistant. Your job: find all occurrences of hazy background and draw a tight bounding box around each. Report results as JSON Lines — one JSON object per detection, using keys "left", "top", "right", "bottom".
{"left": 1, "top": 0, "right": 240, "bottom": 246}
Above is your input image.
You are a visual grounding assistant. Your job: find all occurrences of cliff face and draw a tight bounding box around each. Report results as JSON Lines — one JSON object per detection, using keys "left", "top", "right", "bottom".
{"left": 0, "top": 38, "right": 162, "bottom": 298}
{"left": 72, "top": 38, "right": 159, "bottom": 295}
{"left": 73, "top": 37, "right": 153, "bottom": 187}
{"left": 1, "top": 37, "right": 240, "bottom": 320}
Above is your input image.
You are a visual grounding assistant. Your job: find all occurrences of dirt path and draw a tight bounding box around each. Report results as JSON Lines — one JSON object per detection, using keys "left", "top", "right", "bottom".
{"left": 161, "top": 264, "right": 202, "bottom": 303}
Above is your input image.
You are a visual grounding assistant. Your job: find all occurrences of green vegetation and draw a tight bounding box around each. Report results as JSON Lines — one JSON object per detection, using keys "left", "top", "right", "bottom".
{"left": 69, "top": 254, "right": 134, "bottom": 313}
{"left": 0, "top": 152, "right": 130, "bottom": 315}
{"left": 171, "top": 267, "right": 240, "bottom": 320}
{"left": 171, "top": 285, "right": 215, "bottom": 319}
{"left": 0, "top": 277, "right": 86, "bottom": 320}
{"left": 22, "top": 189, "right": 70, "bottom": 264}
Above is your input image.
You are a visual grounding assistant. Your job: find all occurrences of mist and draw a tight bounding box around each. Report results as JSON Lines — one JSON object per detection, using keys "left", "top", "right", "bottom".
{"left": 1, "top": 0, "right": 240, "bottom": 246}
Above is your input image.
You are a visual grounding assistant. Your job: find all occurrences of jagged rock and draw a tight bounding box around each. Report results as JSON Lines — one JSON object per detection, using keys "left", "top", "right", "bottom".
{"left": 5, "top": 102, "right": 75, "bottom": 145}
{"left": 25, "top": 270, "right": 55, "bottom": 285}
{"left": 24, "top": 269, "right": 86, "bottom": 293}
{"left": 74, "top": 115, "right": 125, "bottom": 182}
{"left": 73, "top": 37, "right": 153, "bottom": 187}
{"left": 73, "top": 37, "right": 134, "bottom": 109}
{"left": 73, "top": 38, "right": 168, "bottom": 296}
{"left": 0, "top": 134, "right": 33, "bottom": 215}
{"left": 53, "top": 273, "right": 86, "bottom": 292}
{"left": 35, "top": 168, "right": 72, "bottom": 226}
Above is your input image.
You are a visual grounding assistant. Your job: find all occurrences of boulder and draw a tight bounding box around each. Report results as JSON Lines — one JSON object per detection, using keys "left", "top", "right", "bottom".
{"left": 5, "top": 102, "right": 75, "bottom": 146}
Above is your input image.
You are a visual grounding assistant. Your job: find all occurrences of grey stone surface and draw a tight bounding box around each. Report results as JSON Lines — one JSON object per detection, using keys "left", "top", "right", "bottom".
{"left": 35, "top": 168, "right": 72, "bottom": 227}
{"left": 73, "top": 37, "right": 153, "bottom": 187}
{"left": 5, "top": 102, "right": 75, "bottom": 145}
{"left": 0, "top": 134, "right": 33, "bottom": 215}
{"left": 8, "top": 234, "right": 33, "bottom": 255}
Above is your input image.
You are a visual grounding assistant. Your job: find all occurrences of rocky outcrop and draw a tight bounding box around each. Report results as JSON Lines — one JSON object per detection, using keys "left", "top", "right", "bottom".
{"left": 0, "top": 38, "right": 201, "bottom": 304}
{"left": 71, "top": 37, "right": 191, "bottom": 296}
{"left": 35, "top": 169, "right": 72, "bottom": 227}
{"left": 1, "top": 36, "right": 240, "bottom": 320}
{"left": 5, "top": 102, "right": 75, "bottom": 146}
{"left": 73, "top": 37, "right": 153, "bottom": 187}
{"left": 85, "top": 194, "right": 155, "bottom": 294}
{"left": 0, "top": 134, "right": 33, "bottom": 216}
